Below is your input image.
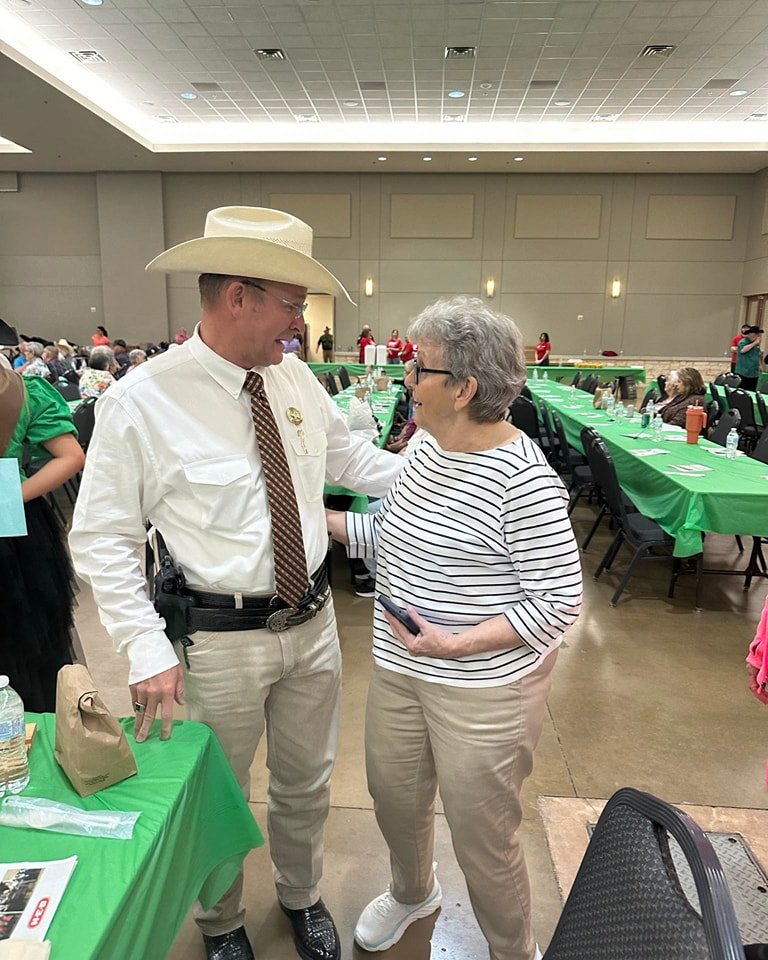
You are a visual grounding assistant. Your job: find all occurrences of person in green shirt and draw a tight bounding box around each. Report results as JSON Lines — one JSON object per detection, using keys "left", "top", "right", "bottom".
{"left": 0, "top": 370, "right": 85, "bottom": 711}
{"left": 735, "top": 325, "right": 764, "bottom": 391}
{"left": 316, "top": 326, "right": 334, "bottom": 362}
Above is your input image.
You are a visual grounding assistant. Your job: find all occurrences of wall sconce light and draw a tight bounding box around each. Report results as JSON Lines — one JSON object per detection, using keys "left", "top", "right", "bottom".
{"left": 364, "top": 277, "right": 374, "bottom": 297}
{"left": 485, "top": 277, "right": 495, "bottom": 298}
{"left": 610, "top": 279, "right": 622, "bottom": 299}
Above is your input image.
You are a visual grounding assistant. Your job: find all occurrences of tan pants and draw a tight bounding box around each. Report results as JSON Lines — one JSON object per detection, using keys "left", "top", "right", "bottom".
{"left": 322, "top": 350, "right": 334, "bottom": 363}
{"left": 181, "top": 600, "right": 341, "bottom": 936}
{"left": 365, "top": 652, "right": 557, "bottom": 960}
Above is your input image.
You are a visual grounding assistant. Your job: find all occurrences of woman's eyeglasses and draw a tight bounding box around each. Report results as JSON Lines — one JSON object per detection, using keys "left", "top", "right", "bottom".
{"left": 405, "top": 360, "right": 455, "bottom": 384}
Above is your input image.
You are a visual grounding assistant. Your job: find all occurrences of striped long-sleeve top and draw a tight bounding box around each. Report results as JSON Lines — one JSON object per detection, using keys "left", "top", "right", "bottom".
{"left": 345, "top": 432, "right": 582, "bottom": 687}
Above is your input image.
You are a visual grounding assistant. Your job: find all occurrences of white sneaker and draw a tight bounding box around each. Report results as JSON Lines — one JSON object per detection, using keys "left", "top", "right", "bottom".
{"left": 354, "top": 878, "right": 442, "bottom": 951}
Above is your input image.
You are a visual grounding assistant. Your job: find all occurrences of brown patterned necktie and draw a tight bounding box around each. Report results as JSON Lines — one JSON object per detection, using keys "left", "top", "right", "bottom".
{"left": 244, "top": 371, "right": 310, "bottom": 606}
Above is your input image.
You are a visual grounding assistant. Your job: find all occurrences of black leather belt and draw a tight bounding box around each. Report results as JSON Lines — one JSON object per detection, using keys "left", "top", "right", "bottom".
{"left": 182, "top": 563, "right": 329, "bottom": 633}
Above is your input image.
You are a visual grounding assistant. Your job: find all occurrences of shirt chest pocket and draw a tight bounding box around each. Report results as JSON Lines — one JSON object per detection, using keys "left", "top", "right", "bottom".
{"left": 287, "top": 429, "right": 327, "bottom": 502}
{"left": 182, "top": 456, "right": 254, "bottom": 532}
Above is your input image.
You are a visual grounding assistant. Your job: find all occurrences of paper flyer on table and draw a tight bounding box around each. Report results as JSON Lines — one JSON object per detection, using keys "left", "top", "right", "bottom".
{"left": 0, "top": 857, "right": 77, "bottom": 942}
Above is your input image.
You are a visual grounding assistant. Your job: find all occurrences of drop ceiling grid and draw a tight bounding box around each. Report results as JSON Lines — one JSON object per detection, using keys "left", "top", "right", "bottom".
{"left": 3, "top": 0, "right": 768, "bottom": 126}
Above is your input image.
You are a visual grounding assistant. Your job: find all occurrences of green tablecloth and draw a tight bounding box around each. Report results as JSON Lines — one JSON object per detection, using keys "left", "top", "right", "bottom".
{"left": 528, "top": 364, "right": 646, "bottom": 384}
{"left": 5, "top": 715, "right": 263, "bottom": 960}
{"left": 310, "top": 362, "right": 407, "bottom": 380}
{"left": 528, "top": 379, "right": 768, "bottom": 557}
{"left": 325, "top": 385, "right": 403, "bottom": 504}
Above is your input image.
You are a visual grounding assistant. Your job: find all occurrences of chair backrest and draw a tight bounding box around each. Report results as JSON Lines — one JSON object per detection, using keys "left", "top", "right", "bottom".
{"left": 710, "top": 408, "right": 741, "bottom": 446}
{"left": 325, "top": 372, "right": 339, "bottom": 395}
{"left": 337, "top": 366, "right": 351, "bottom": 389}
{"left": 538, "top": 402, "right": 561, "bottom": 468}
{"left": 583, "top": 374, "right": 598, "bottom": 395}
{"left": 723, "top": 373, "right": 742, "bottom": 389}
{"left": 551, "top": 412, "right": 581, "bottom": 473}
{"left": 709, "top": 382, "right": 724, "bottom": 416}
{"left": 72, "top": 397, "right": 97, "bottom": 451}
{"left": 507, "top": 396, "right": 540, "bottom": 440}
{"left": 751, "top": 426, "right": 768, "bottom": 465}
{"left": 570, "top": 371, "right": 581, "bottom": 388}
{"left": 54, "top": 381, "right": 81, "bottom": 401}
{"left": 520, "top": 384, "right": 533, "bottom": 400}
{"left": 641, "top": 386, "right": 659, "bottom": 410}
{"left": 759, "top": 379, "right": 768, "bottom": 395}
{"left": 580, "top": 428, "right": 628, "bottom": 525}
{"left": 756, "top": 391, "right": 768, "bottom": 429}
{"left": 726, "top": 389, "right": 757, "bottom": 429}
{"left": 705, "top": 401, "right": 719, "bottom": 432}
{"left": 657, "top": 374, "right": 667, "bottom": 398}
{"left": 543, "top": 787, "right": 745, "bottom": 960}
{"left": 714, "top": 373, "right": 728, "bottom": 386}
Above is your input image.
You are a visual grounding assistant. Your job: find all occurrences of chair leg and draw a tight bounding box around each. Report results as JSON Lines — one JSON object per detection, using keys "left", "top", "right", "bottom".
{"left": 595, "top": 530, "right": 622, "bottom": 580}
{"left": 582, "top": 505, "right": 606, "bottom": 552}
{"left": 610, "top": 546, "right": 648, "bottom": 607}
{"left": 735, "top": 535, "right": 744, "bottom": 553}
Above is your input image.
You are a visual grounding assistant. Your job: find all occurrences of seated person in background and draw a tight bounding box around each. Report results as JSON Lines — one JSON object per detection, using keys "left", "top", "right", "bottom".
{"left": 112, "top": 339, "right": 131, "bottom": 379}
{"left": 125, "top": 349, "right": 147, "bottom": 375}
{"left": 646, "top": 367, "right": 706, "bottom": 427}
{"left": 79, "top": 345, "right": 118, "bottom": 398}
{"left": 18, "top": 341, "right": 49, "bottom": 378}
{"left": 42, "top": 345, "right": 68, "bottom": 381}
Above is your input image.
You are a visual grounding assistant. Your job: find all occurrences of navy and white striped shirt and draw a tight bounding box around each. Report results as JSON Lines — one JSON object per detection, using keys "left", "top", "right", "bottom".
{"left": 345, "top": 432, "right": 582, "bottom": 687}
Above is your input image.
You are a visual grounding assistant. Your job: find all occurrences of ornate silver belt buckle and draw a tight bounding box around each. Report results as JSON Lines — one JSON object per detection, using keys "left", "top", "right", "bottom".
{"left": 266, "top": 606, "right": 298, "bottom": 632}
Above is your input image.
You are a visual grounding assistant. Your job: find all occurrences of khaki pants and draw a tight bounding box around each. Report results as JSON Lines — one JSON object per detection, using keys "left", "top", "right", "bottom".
{"left": 181, "top": 600, "right": 341, "bottom": 936}
{"left": 365, "top": 652, "right": 557, "bottom": 960}
{"left": 322, "top": 350, "right": 334, "bottom": 362}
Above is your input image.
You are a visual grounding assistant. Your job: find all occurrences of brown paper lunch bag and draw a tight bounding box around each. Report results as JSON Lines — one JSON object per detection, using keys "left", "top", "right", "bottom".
{"left": 54, "top": 664, "right": 137, "bottom": 797}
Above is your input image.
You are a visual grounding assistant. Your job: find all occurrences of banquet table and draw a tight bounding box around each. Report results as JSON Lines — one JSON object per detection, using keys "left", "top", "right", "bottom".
{"left": 310, "top": 362, "right": 407, "bottom": 380}
{"left": 527, "top": 379, "right": 768, "bottom": 558}
{"left": 528, "top": 364, "right": 646, "bottom": 384}
{"left": 4, "top": 714, "right": 263, "bottom": 960}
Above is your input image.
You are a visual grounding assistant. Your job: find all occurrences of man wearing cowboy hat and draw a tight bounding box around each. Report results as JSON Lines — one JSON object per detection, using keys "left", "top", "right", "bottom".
{"left": 70, "top": 207, "right": 403, "bottom": 960}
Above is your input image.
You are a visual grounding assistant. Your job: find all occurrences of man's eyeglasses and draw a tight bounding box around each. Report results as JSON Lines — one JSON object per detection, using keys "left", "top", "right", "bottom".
{"left": 405, "top": 360, "right": 455, "bottom": 384}
{"left": 240, "top": 279, "right": 307, "bottom": 320}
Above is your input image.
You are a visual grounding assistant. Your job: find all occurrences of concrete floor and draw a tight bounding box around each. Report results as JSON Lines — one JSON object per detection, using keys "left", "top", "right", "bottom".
{"left": 73, "top": 500, "right": 768, "bottom": 959}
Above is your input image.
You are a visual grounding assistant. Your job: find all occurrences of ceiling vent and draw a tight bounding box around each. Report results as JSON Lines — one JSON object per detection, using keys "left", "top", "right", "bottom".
{"left": 746, "top": 113, "right": 768, "bottom": 121}
{"left": 640, "top": 44, "right": 675, "bottom": 57}
{"left": 701, "top": 78, "right": 739, "bottom": 90}
{"left": 442, "top": 114, "right": 466, "bottom": 122}
{"left": 191, "top": 82, "right": 222, "bottom": 92}
{"left": 69, "top": 50, "right": 107, "bottom": 63}
{"left": 445, "top": 46, "right": 476, "bottom": 59}
{"left": 254, "top": 48, "right": 286, "bottom": 60}
{"left": 359, "top": 81, "right": 387, "bottom": 91}
{"left": 530, "top": 80, "right": 559, "bottom": 90}
{"left": 592, "top": 113, "right": 618, "bottom": 122}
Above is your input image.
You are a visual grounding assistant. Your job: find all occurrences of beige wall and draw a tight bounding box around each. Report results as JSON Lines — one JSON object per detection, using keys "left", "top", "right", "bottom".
{"left": 0, "top": 170, "right": 761, "bottom": 356}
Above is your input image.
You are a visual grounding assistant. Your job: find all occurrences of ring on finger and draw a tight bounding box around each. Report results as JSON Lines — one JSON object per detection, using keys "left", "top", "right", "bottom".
{"left": 133, "top": 701, "right": 146, "bottom": 713}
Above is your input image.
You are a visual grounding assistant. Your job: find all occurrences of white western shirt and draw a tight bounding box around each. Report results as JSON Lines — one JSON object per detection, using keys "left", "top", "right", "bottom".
{"left": 70, "top": 329, "right": 403, "bottom": 684}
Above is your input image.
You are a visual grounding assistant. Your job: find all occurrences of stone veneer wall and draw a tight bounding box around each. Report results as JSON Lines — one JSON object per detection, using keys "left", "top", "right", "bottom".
{"left": 551, "top": 355, "right": 734, "bottom": 384}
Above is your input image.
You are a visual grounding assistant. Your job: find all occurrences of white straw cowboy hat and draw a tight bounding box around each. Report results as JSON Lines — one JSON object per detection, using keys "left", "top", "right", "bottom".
{"left": 146, "top": 206, "right": 354, "bottom": 304}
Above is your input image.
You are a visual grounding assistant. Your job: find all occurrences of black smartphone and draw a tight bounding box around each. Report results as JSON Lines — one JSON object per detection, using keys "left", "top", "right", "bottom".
{"left": 377, "top": 595, "right": 420, "bottom": 635}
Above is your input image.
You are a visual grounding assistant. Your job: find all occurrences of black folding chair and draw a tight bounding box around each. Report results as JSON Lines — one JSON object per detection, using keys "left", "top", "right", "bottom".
{"left": 759, "top": 380, "right": 768, "bottom": 395}
{"left": 657, "top": 373, "right": 667, "bottom": 399}
{"left": 710, "top": 409, "right": 741, "bottom": 447}
{"left": 714, "top": 373, "right": 728, "bottom": 386}
{"left": 570, "top": 371, "right": 581, "bottom": 388}
{"left": 325, "top": 372, "right": 339, "bottom": 395}
{"left": 54, "top": 381, "right": 81, "bottom": 401}
{"left": 543, "top": 787, "right": 746, "bottom": 960}
{"left": 641, "top": 386, "right": 659, "bottom": 410}
{"left": 756, "top": 392, "right": 768, "bottom": 431}
{"left": 725, "top": 388, "right": 760, "bottom": 449}
{"left": 337, "top": 366, "right": 351, "bottom": 389}
{"left": 582, "top": 427, "right": 675, "bottom": 607}
{"left": 538, "top": 400, "right": 562, "bottom": 469}
{"left": 582, "top": 374, "right": 599, "bottom": 395}
{"left": 723, "top": 373, "right": 742, "bottom": 389}
{"left": 709, "top": 382, "right": 725, "bottom": 420}
{"left": 507, "top": 396, "right": 541, "bottom": 442}
{"left": 72, "top": 397, "right": 97, "bottom": 452}
{"left": 551, "top": 413, "right": 592, "bottom": 513}
{"left": 705, "top": 401, "right": 720, "bottom": 434}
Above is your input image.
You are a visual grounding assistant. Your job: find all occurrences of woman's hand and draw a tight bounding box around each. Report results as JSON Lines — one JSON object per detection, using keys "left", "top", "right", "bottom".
{"left": 382, "top": 607, "right": 466, "bottom": 659}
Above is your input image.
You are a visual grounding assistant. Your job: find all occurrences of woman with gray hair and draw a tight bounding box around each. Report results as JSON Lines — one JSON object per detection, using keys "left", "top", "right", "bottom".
{"left": 78, "top": 345, "right": 118, "bottom": 399}
{"left": 327, "top": 296, "right": 582, "bottom": 960}
{"left": 18, "top": 341, "right": 49, "bottom": 378}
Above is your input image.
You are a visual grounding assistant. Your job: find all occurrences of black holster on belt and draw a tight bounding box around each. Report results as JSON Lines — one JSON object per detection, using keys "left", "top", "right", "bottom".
{"left": 151, "top": 531, "right": 193, "bottom": 641}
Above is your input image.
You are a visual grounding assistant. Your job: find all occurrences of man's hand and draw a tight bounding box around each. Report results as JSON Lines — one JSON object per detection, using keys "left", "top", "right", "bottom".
{"left": 129, "top": 664, "right": 185, "bottom": 742}
{"left": 747, "top": 663, "right": 768, "bottom": 705}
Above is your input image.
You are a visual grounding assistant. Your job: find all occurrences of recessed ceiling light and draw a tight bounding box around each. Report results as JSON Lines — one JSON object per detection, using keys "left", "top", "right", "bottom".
{"left": 343, "top": 99, "right": 359, "bottom": 106}
{"left": 295, "top": 114, "right": 319, "bottom": 122}
{"left": 554, "top": 99, "right": 571, "bottom": 106}
{"left": 153, "top": 114, "right": 178, "bottom": 123}
{"left": 442, "top": 114, "right": 465, "bottom": 122}
{"left": 179, "top": 91, "right": 198, "bottom": 100}
{"left": 422, "top": 156, "right": 433, "bottom": 161}
{"left": 8, "top": 0, "right": 32, "bottom": 7}
{"left": 254, "top": 48, "right": 286, "bottom": 60}
{"left": 448, "top": 90, "right": 465, "bottom": 98}
{"left": 467, "top": 156, "right": 478, "bottom": 161}
{"left": 592, "top": 114, "right": 617, "bottom": 122}
{"left": 377, "top": 156, "right": 387, "bottom": 161}
{"left": 79, "top": 0, "right": 103, "bottom": 5}
{"left": 479, "top": 82, "right": 493, "bottom": 90}
{"left": 729, "top": 89, "right": 749, "bottom": 96}
{"left": 513, "top": 156, "right": 524, "bottom": 161}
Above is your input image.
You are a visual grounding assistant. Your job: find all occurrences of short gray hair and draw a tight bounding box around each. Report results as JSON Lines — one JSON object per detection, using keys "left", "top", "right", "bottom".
{"left": 129, "top": 349, "right": 146, "bottom": 364}
{"left": 89, "top": 345, "right": 115, "bottom": 371}
{"left": 407, "top": 296, "right": 526, "bottom": 422}
{"left": 25, "top": 341, "right": 43, "bottom": 357}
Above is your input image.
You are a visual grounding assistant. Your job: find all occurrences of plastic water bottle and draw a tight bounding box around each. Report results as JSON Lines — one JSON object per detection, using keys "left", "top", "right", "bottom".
{"left": 726, "top": 429, "right": 739, "bottom": 460}
{"left": 0, "top": 677, "right": 29, "bottom": 797}
{"left": 542, "top": 370, "right": 549, "bottom": 381}
{"left": 605, "top": 394, "right": 615, "bottom": 419}
{"left": 651, "top": 415, "right": 664, "bottom": 441}
{"left": 642, "top": 398, "right": 654, "bottom": 429}
{"left": 533, "top": 367, "right": 539, "bottom": 380}
{"left": 569, "top": 384, "right": 577, "bottom": 405}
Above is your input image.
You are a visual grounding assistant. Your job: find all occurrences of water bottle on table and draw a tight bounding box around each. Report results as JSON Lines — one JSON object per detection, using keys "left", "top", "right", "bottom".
{"left": 0, "top": 676, "right": 29, "bottom": 796}
{"left": 651, "top": 415, "right": 664, "bottom": 441}
{"left": 726, "top": 428, "right": 739, "bottom": 459}
{"left": 605, "top": 394, "right": 615, "bottom": 419}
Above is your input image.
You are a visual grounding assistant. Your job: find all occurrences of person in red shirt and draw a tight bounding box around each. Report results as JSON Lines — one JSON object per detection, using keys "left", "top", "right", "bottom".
{"left": 357, "top": 325, "right": 375, "bottom": 363}
{"left": 731, "top": 323, "right": 750, "bottom": 372}
{"left": 399, "top": 337, "right": 415, "bottom": 364}
{"left": 386, "top": 329, "right": 403, "bottom": 362}
{"left": 91, "top": 325, "right": 110, "bottom": 347}
{"left": 534, "top": 331, "right": 551, "bottom": 366}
